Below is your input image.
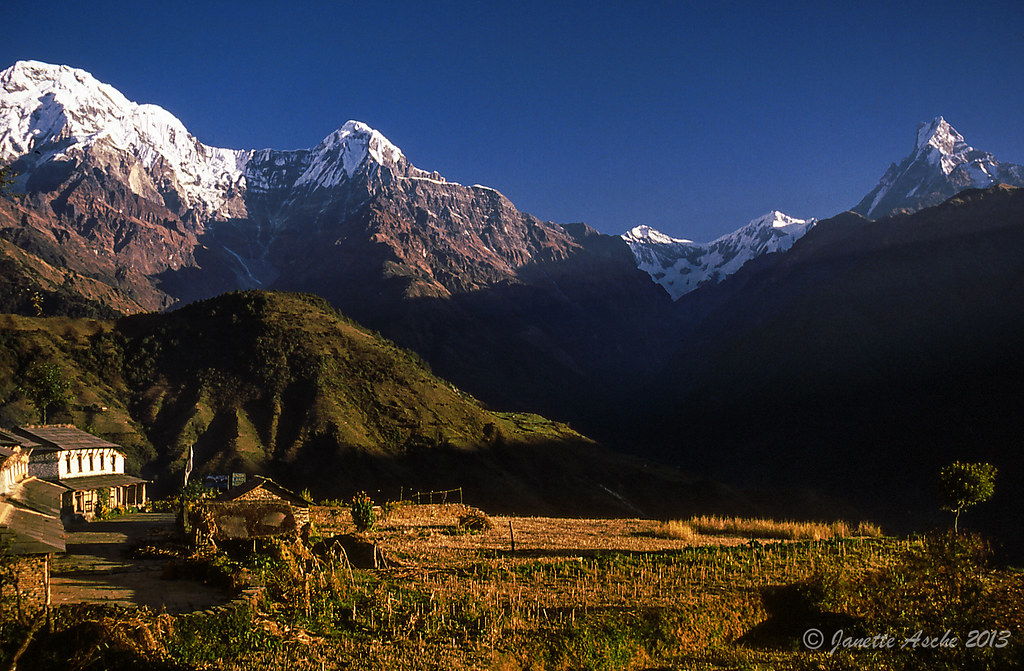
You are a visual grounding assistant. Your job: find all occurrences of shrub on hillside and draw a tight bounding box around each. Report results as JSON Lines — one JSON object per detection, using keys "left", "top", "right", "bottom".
{"left": 349, "top": 491, "right": 376, "bottom": 532}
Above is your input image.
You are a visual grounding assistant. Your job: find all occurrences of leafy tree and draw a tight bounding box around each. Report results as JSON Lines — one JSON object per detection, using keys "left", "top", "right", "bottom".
{"left": 18, "top": 361, "right": 71, "bottom": 424}
{"left": 938, "top": 461, "right": 996, "bottom": 533}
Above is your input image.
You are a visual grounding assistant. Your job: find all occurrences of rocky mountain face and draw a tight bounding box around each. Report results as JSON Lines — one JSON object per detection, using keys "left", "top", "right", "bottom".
{"left": 6, "top": 62, "right": 1024, "bottom": 536}
{"left": 0, "top": 62, "right": 593, "bottom": 304}
{"left": 0, "top": 61, "right": 676, "bottom": 436}
{"left": 852, "top": 116, "right": 1024, "bottom": 220}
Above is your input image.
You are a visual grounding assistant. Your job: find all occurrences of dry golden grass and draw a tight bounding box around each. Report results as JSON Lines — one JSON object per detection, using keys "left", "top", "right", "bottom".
{"left": 653, "top": 519, "right": 699, "bottom": 541}
{"left": 655, "top": 514, "right": 884, "bottom": 541}
{"left": 294, "top": 505, "right": 904, "bottom": 670}
{"left": 33, "top": 503, "right": 965, "bottom": 671}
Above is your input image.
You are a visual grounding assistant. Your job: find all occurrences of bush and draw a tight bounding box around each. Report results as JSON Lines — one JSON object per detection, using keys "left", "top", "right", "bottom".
{"left": 377, "top": 499, "right": 405, "bottom": 525}
{"left": 457, "top": 512, "right": 494, "bottom": 533}
{"left": 349, "top": 491, "right": 376, "bottom": 532}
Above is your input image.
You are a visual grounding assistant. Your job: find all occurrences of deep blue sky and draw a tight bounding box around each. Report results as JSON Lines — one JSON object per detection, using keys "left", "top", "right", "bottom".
{"left": 3, "top": 0, "right": 1023, "bottom": 241}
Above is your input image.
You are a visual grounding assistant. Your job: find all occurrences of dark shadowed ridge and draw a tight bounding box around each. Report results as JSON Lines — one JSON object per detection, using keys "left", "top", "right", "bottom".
{"left": 645, "top": 185, "right": 1024, "bottom": 550}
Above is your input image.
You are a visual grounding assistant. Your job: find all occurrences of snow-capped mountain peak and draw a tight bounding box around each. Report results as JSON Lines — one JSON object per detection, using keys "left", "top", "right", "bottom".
{"left": 295, "top": 120, "right": 407, "bottom": 188}
{"left": 622, "top": 211, "right": 816, "bottom": 300}
{"left": 1, "top": 61, "right": 439, "bottom": 216}
{"left": 915, "top": 116, "right": 969, "bottom": 161}
{"left": 623, "top": 224, "right": 692, "bottom": 245}
{"left": 0, "top": 60, "right": 249, "bottom": 216}
{"left": 853, "top": 117, "right": 1024, "bottom": 219}
{"left": 0, "top": 60, "right": 134, "bottom": 153}
{"left": 747, "top": 210, "right": 814, "bottom": 232}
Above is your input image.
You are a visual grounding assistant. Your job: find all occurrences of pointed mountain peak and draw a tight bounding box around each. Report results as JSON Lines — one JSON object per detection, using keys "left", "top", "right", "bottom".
{"left": 297, "top": 120, "right": 407, "bottom": 188}
{"left": 853, "top": 117, "right": 1024, "bottom": 219}
{"left": 320, "top": 120, "right": 404, "bottom": 164}
{"left": 737, "top": 211, "right": 815, "bottom": 237}
{"left": 751, "top": 210, "right": 791, "bottom": 226}
{"left": 915, "top": 116, "right": 969, "bottom": 156}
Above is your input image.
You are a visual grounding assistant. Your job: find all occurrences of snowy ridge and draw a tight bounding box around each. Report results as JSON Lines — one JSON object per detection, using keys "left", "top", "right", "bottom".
{"left": 622, "top": 211, "right": 815, "bottom": 300}
{"left": 0, "top": 61, "right": 435, "bottom": 215}
{"left": 630, "top": 116, "right": 1022, "bottom": 299}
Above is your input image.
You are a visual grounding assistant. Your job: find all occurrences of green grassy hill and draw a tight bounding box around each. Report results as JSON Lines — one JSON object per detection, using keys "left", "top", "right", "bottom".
{"left": 0, "top": 290, "right": 706, "bottom": 515}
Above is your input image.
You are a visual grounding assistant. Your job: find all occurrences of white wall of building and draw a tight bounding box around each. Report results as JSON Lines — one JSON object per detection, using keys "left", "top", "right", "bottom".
{"left": 57, "top": 448, "right": 125, "bottom": 478}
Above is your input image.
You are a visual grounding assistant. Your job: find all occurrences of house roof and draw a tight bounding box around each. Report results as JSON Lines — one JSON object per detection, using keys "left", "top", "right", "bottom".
{"left": 12, "top": 425, "right": 121, "bottom": 453}
{"left": 7, "top": 478, "right": 66, "bottom": 517}
{"left": 215, "top": 476, "right": 310, "bottom": 507}
{"left": 0, "top": 501, "right": 65, "bottom": 554}
{"left": 0, "top": 428, "right": 39, "bottom": 449}
{"left": 57, "top": 473, "right": 148, "bottom": 492}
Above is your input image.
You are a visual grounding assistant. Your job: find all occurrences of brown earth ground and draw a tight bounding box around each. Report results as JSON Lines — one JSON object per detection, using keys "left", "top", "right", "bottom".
{"left": 50, "top": 512, "right": 231, "bottom": 613}
{"left": 22, "top": 504, "right": 1004, "bottom": 671}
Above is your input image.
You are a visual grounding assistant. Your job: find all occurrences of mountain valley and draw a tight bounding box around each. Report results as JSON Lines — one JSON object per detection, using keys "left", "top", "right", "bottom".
{"left": 2, "top": 60, "right": 1024, "bottom": 541}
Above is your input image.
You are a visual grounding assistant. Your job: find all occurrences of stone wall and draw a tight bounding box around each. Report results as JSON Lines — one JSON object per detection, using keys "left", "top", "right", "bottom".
{"left": 310, "top": 505, "right": 353, "bottom": 534}
{"left": 27, "top": 452, "right": 59, "bottom": 481}
{"left": 0, "top": 554, "right": 49, "bottom": 620}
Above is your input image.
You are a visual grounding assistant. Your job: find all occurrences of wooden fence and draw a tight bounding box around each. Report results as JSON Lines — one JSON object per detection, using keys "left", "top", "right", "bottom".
{"left": 406, "top": 487, "right": 463, "bottom": 505}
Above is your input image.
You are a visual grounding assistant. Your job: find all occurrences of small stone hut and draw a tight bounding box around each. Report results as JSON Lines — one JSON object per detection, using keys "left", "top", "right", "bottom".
{"left": 191, "top": 476, "right": 311, "bottom": 543}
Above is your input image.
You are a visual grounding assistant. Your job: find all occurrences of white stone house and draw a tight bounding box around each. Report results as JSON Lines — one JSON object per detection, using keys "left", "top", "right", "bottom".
{"left": 11, "top": 425, "right": 147, "bottom": 522}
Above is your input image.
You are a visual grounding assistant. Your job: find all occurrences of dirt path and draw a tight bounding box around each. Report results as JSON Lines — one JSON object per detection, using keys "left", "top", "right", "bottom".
{"left": 51, "top": 512, "right": 231, "bottom": 613}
